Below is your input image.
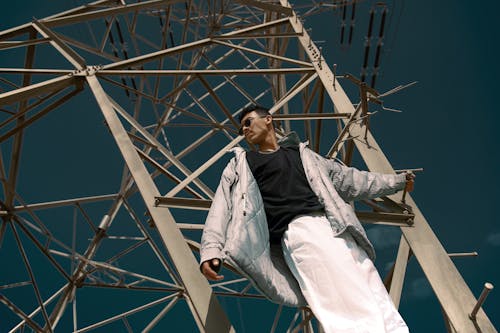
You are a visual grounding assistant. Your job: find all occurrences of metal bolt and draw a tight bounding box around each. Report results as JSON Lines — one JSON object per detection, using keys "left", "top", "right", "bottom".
{"left": 470, "top": 282, "right": 494, "bottom": 320}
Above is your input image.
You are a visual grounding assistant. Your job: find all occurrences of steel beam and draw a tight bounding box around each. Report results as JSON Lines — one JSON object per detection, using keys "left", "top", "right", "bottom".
{"left": 213, "top": 32, "right": 303, "bottom": 39}
{"left": 212, "top": 39, "right": 312, "bottom": 67}
{"left": 99, "top": 68, "right": 316, "bottom": 76}
{"left": 0, "top": 38, "right": 50, "bottom": 51}
{"left": 0, "top": 68, "right": 73, "bottom": 75}
{"left": 10, "top": 222, "right": 54, "bottom": 332}
{"left": 43, "top": 0, "right": 185, "bottom": 27}
{"left": 197, "top": 75, "right": 239, "bottom": 128}
{"left": 42, "top": 0, "right": 120, "bottom": 21}
{"left": 74, "top": 294, "right": 181, "bottom": 333}
{"left": 109, "top": 95, "right": 215, "bottom": 198}
{"left": 103, "top": 17, "right": 289, "bottom": 70}
{"left": 32, "top": 21, "right": 86, "bottom": 70}
{"left": 155, "top": 197, "right": 211, "bottom": 210}
{"left": 388, "top": 235, "right": 411, "bottom": 308}
{"left": 0, "top": 295, "right": 44, "bottom": 332}
{"left": 0, "top": 0, "right": 120, "bottom": 40}
{"left": 7, "top": 285, "right": 67, "bottom": 332}
{"left": 142, "top": 295, "right": 181, "bottom": 332}
{"left": 6, "top": 194, "right": 118, "bottom": 213}
{"left": 272, "top": 112, "right": 350, "bottom": 120}
{"left": 0, "top": 86, "right": 83, "bottom": 143}
{"left": 0, "top": 75, "right": 77, "bottom": 107}
{"left": 233, "top": 0, "right": 293, "bottom": 16}
{"left": 3, "top": 41, "right": 31, "bottom": 207}
{"left": 86, "top": 74, "right": 235, "bottom": 332}
{"left": 154, "top": 196, "right": 414, "bottom": 225}
{"left": 135, "top": 148, "right": 205, "bottom": 199}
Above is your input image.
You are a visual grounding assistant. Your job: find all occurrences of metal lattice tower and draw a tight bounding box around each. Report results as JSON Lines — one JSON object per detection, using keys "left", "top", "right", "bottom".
{"left": 0, "top": 1, "right": 496, "bottom": 332}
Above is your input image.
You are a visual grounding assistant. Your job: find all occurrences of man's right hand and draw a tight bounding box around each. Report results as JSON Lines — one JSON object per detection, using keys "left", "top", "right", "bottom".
{"left": 405, "top": 171, "right": 416, "bottom": 193}
{"left": 201, "top": 259, "right": 224, "bottom": 281}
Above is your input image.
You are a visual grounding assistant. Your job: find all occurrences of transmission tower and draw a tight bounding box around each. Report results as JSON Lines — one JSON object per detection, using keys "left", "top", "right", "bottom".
{"left": 0, "top": 0, "right": 496, "bottom": 332}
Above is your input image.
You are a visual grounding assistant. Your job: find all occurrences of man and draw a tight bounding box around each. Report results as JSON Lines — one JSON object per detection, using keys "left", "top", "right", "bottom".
{"left": 200, "top": 105, "right": 413, "bottom": 332}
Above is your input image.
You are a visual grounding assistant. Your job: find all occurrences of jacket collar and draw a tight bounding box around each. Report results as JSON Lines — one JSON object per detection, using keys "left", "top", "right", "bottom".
{"left": 277, "top": 131, "right": 301, "bottom": 147}
{"left": 229, "top": 131, "right": 306, "bottom": 158}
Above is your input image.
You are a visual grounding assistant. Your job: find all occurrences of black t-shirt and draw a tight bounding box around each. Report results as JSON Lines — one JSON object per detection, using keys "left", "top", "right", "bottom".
{"left": 246, "top": 146, "right": 323, "bottom": 243}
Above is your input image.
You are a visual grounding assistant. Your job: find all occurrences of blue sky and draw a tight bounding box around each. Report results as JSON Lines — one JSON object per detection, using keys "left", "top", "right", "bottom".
{"left": 1, "top": 1, "right": 498, "bottom": 332}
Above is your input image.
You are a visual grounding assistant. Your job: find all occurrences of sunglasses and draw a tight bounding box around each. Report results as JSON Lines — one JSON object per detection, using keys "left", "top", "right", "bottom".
{"left": 238, "top": 115, "right": 267, "bottom": 135}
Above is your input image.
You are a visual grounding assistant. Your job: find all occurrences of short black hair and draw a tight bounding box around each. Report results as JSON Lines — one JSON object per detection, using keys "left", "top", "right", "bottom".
{"left": 238, "top": 104, "right": 270, "bottom": 124}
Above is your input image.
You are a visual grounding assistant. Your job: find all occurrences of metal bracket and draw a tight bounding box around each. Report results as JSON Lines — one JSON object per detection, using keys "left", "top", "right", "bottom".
{"left": 73, "top": 65, "right": 103, "bottom": 77}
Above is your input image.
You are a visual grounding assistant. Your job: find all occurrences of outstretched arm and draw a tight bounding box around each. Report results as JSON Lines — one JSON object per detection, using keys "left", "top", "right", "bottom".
{"left": 326, "top": 158, "right": 409, "bottom": 202}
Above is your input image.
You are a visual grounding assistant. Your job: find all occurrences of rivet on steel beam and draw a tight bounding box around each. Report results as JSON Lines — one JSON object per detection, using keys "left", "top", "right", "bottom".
{"left": 333, "top": 64, "right": 337, "bottom": 90}
{"left": 318, "top": 47, "right": 323, "bottom": 69}
{"left": 469, "top": 282, "right": 494, "bottom": 320}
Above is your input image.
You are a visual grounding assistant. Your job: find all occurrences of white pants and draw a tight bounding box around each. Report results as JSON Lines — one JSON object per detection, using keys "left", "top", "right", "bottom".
{"left": 281, "top": 214, "right": 409, "bottom": 333}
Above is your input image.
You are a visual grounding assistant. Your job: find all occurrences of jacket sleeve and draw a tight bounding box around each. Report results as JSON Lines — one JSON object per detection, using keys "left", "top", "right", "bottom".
{"left": 200, "top": 157, "right": 237, "bottom": 265}
{"left": 325, "top": 158, "right": 407, "bottom": 202}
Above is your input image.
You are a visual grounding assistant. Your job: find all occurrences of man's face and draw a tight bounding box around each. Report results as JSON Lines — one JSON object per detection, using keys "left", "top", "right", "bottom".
{"left": 240, "top": 111, "right": 270, "bottom": 145}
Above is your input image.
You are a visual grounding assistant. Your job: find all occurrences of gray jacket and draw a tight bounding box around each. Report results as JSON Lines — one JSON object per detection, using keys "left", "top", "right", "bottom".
{"left": 200, "top": 133, "right": 406, "bottom": 307}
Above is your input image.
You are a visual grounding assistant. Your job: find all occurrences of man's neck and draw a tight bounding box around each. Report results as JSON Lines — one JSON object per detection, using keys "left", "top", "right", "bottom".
{"left": 257, "top": 135, "right": 279, "bottom": 152}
